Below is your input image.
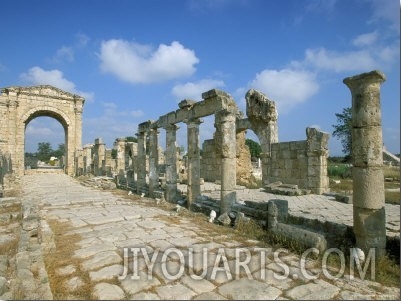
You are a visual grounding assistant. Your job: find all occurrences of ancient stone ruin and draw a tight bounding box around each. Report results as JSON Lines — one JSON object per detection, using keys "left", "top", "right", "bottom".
{"left": 74, "top": 88, "right": 330, "bottom": 213}
{"left": 0, "top": 86, "right": 84, "bottom": 177}
{"left": 0, "top": 70, "right": 393, "bottom": 259}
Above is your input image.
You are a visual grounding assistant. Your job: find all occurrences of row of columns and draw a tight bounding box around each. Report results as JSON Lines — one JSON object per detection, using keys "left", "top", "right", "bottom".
{"left": 135, "top": 110, "right": 237, "bottom": 214}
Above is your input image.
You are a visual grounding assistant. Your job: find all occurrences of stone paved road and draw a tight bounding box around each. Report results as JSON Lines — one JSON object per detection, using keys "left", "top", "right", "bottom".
{"left": 180, "top": 182, "right": 400, "bottom": 238}
{"left": 20, "top": 174, "right": 399, "bottom": 300}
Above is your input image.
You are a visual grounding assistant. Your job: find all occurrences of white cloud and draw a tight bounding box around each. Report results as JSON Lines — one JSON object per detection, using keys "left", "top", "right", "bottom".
{"left": 75, "top": 33, "right": 90, "bottom": 47}
{"left": 368, "top": 0, "right": 400, "bottom": 32}
{"left": 54, "top": 46, "right": 74, "bottom": 62}
{"left": 249, "top": 68, "right": 319, "bottom": 113}
{"left": 303, "top": 48, "right": 377, "bottom": 73}
{"left": 172, "top": 79, "right": 225, "bottom": 101}
{"left": 352, "top": 31, "right": 378, "bottom": 47}
{"left": 25, "top": 125, "right": 54, "bottom": 137}
{"left": 24, "top": 117, "right": 65, "bottom": 152}
{"left": 20, "top": 66, "right": 94, "bottom": 102}
{"left": 129, "top": 110, "right": 145, "bottom": 118}
{"left": 99, "top": 39, "right": 199, "bottom": 84}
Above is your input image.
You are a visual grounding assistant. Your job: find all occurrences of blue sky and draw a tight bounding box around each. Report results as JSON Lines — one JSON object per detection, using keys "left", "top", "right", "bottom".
{"left": 1, "top": 0, "right": 399, "bottom": 155}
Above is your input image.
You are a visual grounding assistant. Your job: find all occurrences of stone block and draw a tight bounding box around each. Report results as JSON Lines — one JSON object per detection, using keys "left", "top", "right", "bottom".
{"left": 352, "top": 127, "right": 383, "bottom": 167}
{"left": 335, "top": 194, "right": 353, "bottom": 204}
{"left": 352, "top": 167, "right": 384, "bottom": 209}
{"left": 273, "top": 223, "right": 327, "bottom": 252}
{"left": 353, "top": 206, "right": 386, "bottom": 256}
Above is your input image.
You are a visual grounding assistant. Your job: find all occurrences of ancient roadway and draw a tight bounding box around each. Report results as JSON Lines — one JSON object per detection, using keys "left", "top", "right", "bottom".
{"left": 13, "top": 173, "right": 400, "bottom": 300}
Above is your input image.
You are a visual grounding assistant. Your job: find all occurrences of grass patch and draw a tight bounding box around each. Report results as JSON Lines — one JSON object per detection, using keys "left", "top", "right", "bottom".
{"left": 383, "top": 166, "right": 400, "bottom": 180}
{"left": 329, "top": 177, "right": 400, "bottom": 204}
{"left": 328, "top": 164, "right": 351, "bottom": 179}
{"left": 44, "top": 220, "right": 95, "bottom": 300}
{"left": 385, "top": 191, "right": 400, "bottom": 204}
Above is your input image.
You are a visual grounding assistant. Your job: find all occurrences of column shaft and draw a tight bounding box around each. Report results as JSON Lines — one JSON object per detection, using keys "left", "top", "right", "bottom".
{"left": 148, "top": 129, "right": 159, "bottom": 197}
{"left": 343, "top": 70, "right": 386, "bottom": 257}
{"left": 165, "top": 124, "right": 179, "bottom": 202}
{"left": 216, "top": 110, "right": 237, "bottom": 214}
{"left": 186, "top": 119, "right": 202, "bottom": 207}
{"left": 136, "top": 132, "right": 147, "bottom": 194}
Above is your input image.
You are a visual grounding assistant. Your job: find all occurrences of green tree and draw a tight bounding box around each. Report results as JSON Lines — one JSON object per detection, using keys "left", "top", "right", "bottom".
{"left": 332, "top": 107, "right": 352, "bottom": 161}
{"left": 126, "top": 136, "right": 138, "bottom": 142}
{"left": 37, "top": 142, "right": 53, "bottom": 162}
{"left": 245, "top": 139, "right": 262, "bottom": 158}
{"left": 52, "top": 143, "right": 65, "bottom": 158}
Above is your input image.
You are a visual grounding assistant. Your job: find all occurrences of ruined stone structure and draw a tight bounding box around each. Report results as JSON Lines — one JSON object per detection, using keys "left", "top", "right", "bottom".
{"left": 0, "top": 85, "right": 84, "bottom": 176}
{"left": 0, "top": 150, "right": 13, "bottom": 196}
{"left": 343, "top": 70, "right": 387, "bottom": 257}
{"left": 268, "top": 127, "right": 329, "bottom": 194}
{"left": 133, "top": 91, "right": 238, "bottom": 214}
{"left": 201, "top": 129, "right": 254, "bottom": 186}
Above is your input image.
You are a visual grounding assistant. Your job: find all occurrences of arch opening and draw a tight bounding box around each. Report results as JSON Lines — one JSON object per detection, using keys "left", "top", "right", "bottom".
{"left": 24, "top": 116, "right": 67, "bottom": 170}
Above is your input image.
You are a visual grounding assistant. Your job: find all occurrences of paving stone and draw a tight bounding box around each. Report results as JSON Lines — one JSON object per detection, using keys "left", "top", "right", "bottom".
{"left": 252, "top": 269, "right": 293, "bottom": 290}
{"left": 83, "top": 215, "right": 125, "bottom": 225}
{"left": 193, "top": 291, "right": 227, "bottom": 300}
{"left": 149, "top": 239, "right": 175, "bottom": 252}
{"left": 64, "top": 276, "right": 84, "bottom": 291}
{"left": 340, "top": 290, "right": 374, "bottom": 300}
{"left": 119, "top": 270, "right": 161, "bottom": 295}
{"left": 89, "top": 264, "right": 124, "bottom": 282}
{"left": 153, "top": 261, "right": 186, "bottom": 283}
{"left": 155, "top": 283, "right": 196, "bottom": 300}
{"left": 218, "top": 278, "right": 282, "bottom": 300}
{"left": 0, "top": 277, "right": 7, "bottom": 295}
{"left": 81, "top": 251, "right": 122, "bottom": 271}
{"left": 93, "top": 282, "right": 125, "bottom": 300}
{"left": 136, "top": 220, "right": 166, "bottom": 229}
{"left": 73, "top": 242, "right": 116, "bottom": 259}
{"left": 180, "top": 275, "right": 216, "bottom": 294}
{"left": 168, "top": 237, "right": 201, "bottom": 248}
{"left": 56, "top": 265, "right": 76, "bottom": 276}
{"left": 130, "top": 292, "right": 161, "bottom": 300}
{"left": 285, "top": 279, "right": 340, "bottom": 300}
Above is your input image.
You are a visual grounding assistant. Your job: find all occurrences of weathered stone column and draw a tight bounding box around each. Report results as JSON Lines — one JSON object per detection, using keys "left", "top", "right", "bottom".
{"left": 148, "top": 128, "right": 159, "bottom": 197}
{"left": 93, "top": 138, "right": 106, "bottom": 176}
{"left": 115, "top": 138, "right": 126, "bottom": 173}
{"left": 83, "top": 144, "right": 93, "bottom": 175}
{"left": 164, "top": 124, "right": 179, "bottom": 202}
{"left": 216, "top": 110, "right": 237, "bottom": 214}
{"left": 186, "top": 118, "right": 202, "bottom": 207}
{"left": 343, "top": 70, "right": 386, "bottom": 257}
{"left": 136, "top": 131, "right": 147, "bottom": 195}
{"left": 245, "top": 89, "right": 278, "bottom": 186}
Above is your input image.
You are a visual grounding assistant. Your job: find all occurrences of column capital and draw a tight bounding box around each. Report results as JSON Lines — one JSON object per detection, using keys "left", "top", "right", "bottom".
{"left": 215, "top": 109, "right": 237, "bottom": 123}
{"left": 184, "top": 118, "right": 203, "bottom": 126}
{"left": 343, "top": 70, "right": 386, "bottom": 90}
{"left": 163, "top": 123, "right": 180, "bottom": 131}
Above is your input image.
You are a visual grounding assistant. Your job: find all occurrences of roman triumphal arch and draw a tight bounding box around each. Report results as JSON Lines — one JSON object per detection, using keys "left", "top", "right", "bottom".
{"left": 0, "top": 85, "right": 84, "bottom": 176}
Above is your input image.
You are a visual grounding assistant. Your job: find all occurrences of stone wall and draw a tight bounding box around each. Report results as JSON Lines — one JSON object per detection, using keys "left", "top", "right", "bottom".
{"left": 0, "top": 150, "right": 13, "bottom": 197}
{"left": 268, "top": 127, "right": 329, "bottom": 194}
{"left": 201, "top": 131, "right": 254, "bottom": 185}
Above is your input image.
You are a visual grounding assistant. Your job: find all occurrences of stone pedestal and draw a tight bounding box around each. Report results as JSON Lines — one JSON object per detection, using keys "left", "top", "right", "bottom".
{"left": 343, "top": 70, "right": 386, "bottom": 257}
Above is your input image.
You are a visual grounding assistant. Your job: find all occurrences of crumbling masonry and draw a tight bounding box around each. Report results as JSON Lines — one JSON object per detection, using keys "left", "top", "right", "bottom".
{"left": 75, "top": 88, "right": 330, "bottom": 214}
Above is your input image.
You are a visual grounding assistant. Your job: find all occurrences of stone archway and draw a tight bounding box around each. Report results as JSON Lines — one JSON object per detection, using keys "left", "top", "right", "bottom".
{"left": 0, "top": 85, "right": 84, "bottom": 176}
